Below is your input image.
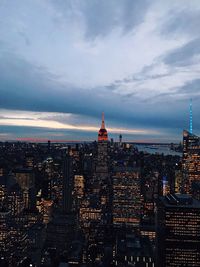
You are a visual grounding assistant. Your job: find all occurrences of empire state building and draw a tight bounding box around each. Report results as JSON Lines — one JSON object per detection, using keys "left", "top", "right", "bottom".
{"left": 98, "top": 112, "right": 108, "bottom": 142}
{"left": 96, "top": 112, "right": 109, "bottom": 174}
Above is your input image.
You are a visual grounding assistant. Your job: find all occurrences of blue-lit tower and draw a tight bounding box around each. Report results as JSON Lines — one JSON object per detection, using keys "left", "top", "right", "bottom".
{"left": 189, "top": 99, "right": 193, "bottom": 134}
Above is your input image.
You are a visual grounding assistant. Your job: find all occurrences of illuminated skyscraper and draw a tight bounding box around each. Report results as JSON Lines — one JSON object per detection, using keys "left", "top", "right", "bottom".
{"left": 156, "top": 194, "right": 200, "bottom": 267}
{"left": 14, "top": 169, "right": 36, "bottom": 210}
{"left": 162, "top": 176, "right": 170, "bottom": 196}
{"left": 96, "top": 112, "right": 109, "bottom": 176}
{"left": 0, "top": 208, "right": 12, "bottom": 257}
{"left": 45, "top": 148, "right": 76, "bottom": 254}
{"left": 174, "top": 170, "right": 182, "bottom": 193}
{"left": 190, "top": 99, "right": 193, "bottom": 134}
{"left": 98, "top": 112, "right": 108, "bottom": 142}
{"left": 62, "top": 149, "right": 73, "bottom": 214}
{"left": 112, "top": 167, "right": 142, "bottom": 227}
{"left": 182, "top": 130, "right": 200, "bottom": 193}
{"left": 182, "top": 102, "right": 200, "bottom": 193}
{"left": 73, "top": 175, "right": 84, "bottom": 211}
{"left": 96, "top": 113, "right": 111, "bottom": 223}
{"left": 80, "top": 113, "right": 111, "bottom": 262}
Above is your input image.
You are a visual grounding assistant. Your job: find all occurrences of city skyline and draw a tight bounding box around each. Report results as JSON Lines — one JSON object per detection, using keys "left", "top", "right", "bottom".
{"left": 1, "top": 0, "right": 200, "bottom": 142}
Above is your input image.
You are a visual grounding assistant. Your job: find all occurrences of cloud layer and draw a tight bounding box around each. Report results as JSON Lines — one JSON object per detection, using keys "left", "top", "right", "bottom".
{"left": 0, "top": 0, "right": 200, "bottom": 141}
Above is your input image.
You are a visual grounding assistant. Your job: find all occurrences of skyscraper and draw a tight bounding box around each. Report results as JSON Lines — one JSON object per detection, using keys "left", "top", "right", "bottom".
{"left": 14, "top": 168, "right": 35, "bottom": 209}
{"left": 119, "top": 134, "right": 122, "bottom": 146}
{"left": 112, "top": 166, "right": 142, "bottom": 227}
{"left": 182, "top": 130, "right": 200, "bottom": 193}
{"left": 162, "top": 176, "right": 170, "bottom": 196}
{"left": 156, "top": 194, "right": 200, "bottom": 267}
{"left": 189, "top": 99, "right": 193, "bottom": 134}
{"left": 96, "top": 112, "right": 109, "bottom": 174}
{"left": 62, "top": 148, "right": 73, "bottom": 214}
{"left": 45, "top": 147, "right": 76, "bottom": 254}
{"left": 79, "top": 113, "right": 111, "bottom": 263}
{"left": 98, "top": 112, "right": 108, "bottom": 142}
{"left": 182, "top": 102, "right": 200, "bottom": 194}
{"left": 96, "top": 112, "right": 111, "bottom": 224}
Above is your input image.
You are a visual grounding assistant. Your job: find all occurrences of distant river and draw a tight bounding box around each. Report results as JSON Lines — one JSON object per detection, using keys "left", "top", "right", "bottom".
{"left": 136, "top": 145, "right": 182, "bottom": 157}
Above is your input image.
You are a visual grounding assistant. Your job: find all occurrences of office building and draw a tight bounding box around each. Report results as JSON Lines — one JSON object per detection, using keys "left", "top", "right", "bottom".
{"left": 14, "top": 168, "right": 36, "bottom": 209}
{"left": 112, "top": 166, "right": 142, "bottom": 227}
{"left": 182, "top": 130, "right": 200, "bottom": 193}
{"left": 62, "top": 149, "right": 73, "bottom": 214}
{"left": 156, "top": 194, "right": 200, "bottom": 267}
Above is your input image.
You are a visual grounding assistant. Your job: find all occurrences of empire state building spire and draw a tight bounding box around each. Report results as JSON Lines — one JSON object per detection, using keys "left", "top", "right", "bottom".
{"left": 98, "top": 112, "right": 108, "bottom": 141}
{"left": 101, "top": 112, "right": 105, "bottom": 129}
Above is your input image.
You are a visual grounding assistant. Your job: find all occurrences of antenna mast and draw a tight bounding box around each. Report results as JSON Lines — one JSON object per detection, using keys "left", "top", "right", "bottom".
{"left": 189, "top": 99, "right": 193, "bottom": 134}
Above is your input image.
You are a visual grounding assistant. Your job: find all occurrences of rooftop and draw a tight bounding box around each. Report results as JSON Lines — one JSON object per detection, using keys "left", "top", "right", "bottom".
{"left": 160, "top": 194, "right": 200, "bottom": 208}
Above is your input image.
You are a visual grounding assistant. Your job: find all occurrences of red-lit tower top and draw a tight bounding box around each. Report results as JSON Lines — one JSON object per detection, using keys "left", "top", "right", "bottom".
{"left": 98, "top": 112, "right": 108, "bottom": 141}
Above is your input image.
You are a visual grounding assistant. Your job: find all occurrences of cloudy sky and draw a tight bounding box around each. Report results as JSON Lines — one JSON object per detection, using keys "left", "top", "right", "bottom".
{"left": 0, "top": 0, "right": 200, "bottom": 142}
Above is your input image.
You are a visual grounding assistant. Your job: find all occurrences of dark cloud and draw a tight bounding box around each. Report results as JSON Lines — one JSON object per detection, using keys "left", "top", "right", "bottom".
{"left": 0, "top": 51, "right": 133, "bottom": 122}
{"left": 176, "top": 79, "right": 200, "bottom": 96}
{"left": 83, "top": 0, "right": 151, "bottom": 38}
{"left": 1, "top": 49, "right": 199, "bottom": 136}
{"left": 50, "top": 0, "right": 151, "bottom": 39}
{"left": 164, "top": 38, "right": 200, "bottom": 66}
{"left": 161, "top": 7, "right": 200, "bottom": 38}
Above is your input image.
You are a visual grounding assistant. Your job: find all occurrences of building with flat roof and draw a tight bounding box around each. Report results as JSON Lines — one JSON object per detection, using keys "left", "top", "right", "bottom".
{"left": 156, "top": 194, "right": 200, "bottom": 267}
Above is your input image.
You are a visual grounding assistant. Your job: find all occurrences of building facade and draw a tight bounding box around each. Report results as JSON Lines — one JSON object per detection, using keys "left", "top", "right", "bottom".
{"left": 156, "top": 194, "right": 200, "bottom": 267}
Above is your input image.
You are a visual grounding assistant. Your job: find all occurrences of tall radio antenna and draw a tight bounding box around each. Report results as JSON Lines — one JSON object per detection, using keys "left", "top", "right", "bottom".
{"left": 189, "top": 99, "right": 193, "bottom": 134}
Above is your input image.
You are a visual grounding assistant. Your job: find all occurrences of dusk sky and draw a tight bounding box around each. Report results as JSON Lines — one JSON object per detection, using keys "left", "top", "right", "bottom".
{"left": 0, "top": 0, "right": 200, "bottom": 142}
